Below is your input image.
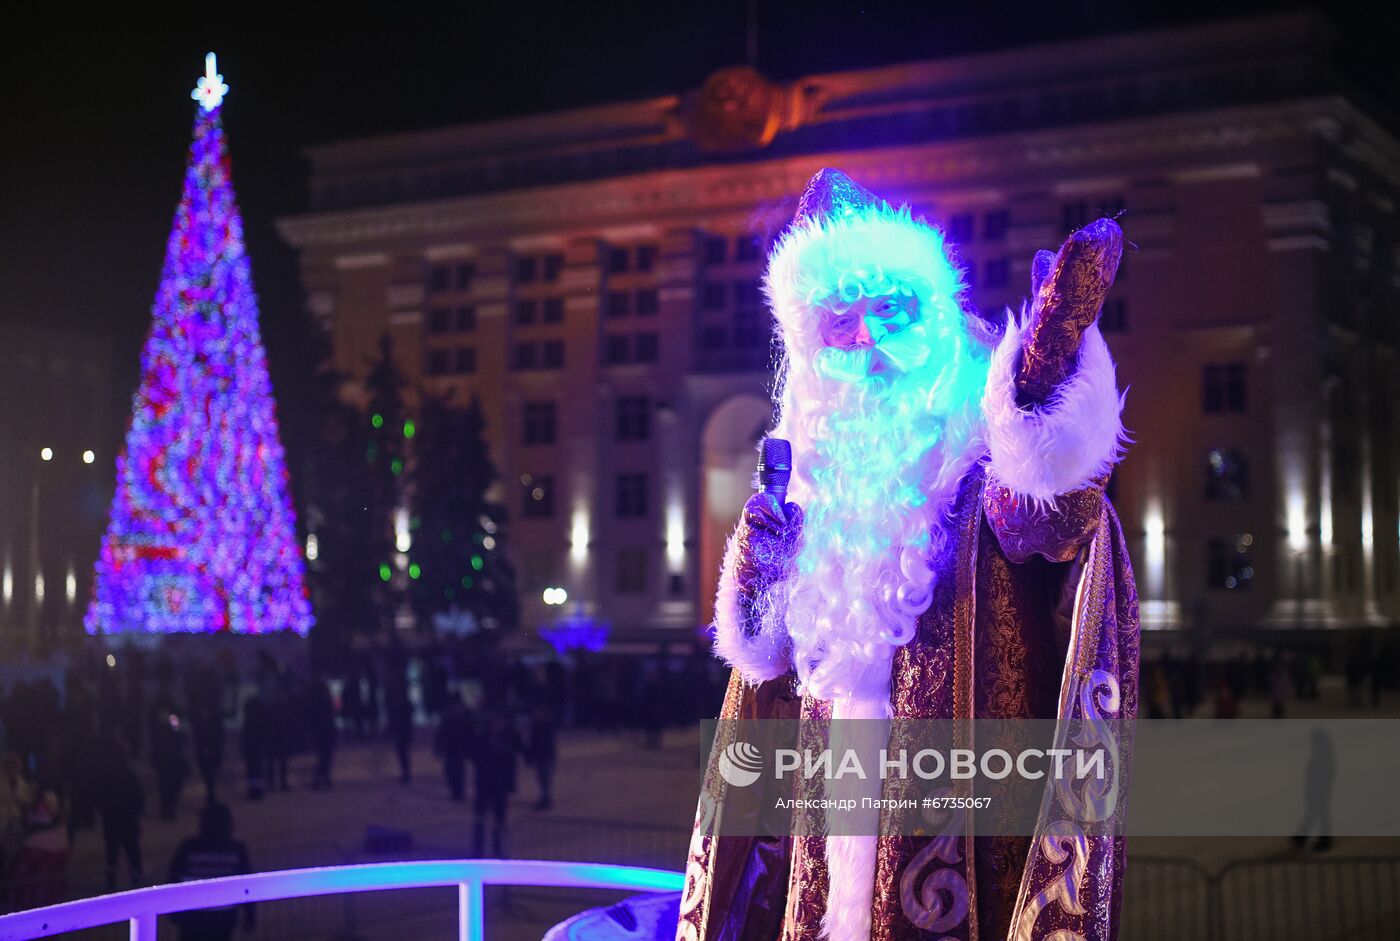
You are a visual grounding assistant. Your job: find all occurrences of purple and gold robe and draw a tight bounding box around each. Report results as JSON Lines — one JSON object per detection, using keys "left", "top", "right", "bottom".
{"left": 679, "top": 460, "right": 1138, "bottom": 941}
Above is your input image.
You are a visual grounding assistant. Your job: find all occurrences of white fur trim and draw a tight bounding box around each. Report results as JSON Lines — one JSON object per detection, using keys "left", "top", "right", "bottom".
{"left": 764, "top": 203, "right": 968, "bottom": 348}
{"left": 981, "top": 314, "right": 1130, "bottom": 510}
{"left": 820, "top": 695, "right": 890, "bottom": 941}
{"left": 711, "top": 529, "right": 791, "bottom": 684}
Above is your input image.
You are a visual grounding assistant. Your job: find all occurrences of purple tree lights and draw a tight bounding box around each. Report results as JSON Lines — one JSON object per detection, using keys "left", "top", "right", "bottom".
{"left": 85, "top": 55, "right": 312, "bottom": 635}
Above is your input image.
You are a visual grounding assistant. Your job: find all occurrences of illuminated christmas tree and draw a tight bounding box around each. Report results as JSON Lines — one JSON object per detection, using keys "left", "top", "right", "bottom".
{"left": 86, "top": 54, "right": 313, "bottom": 635}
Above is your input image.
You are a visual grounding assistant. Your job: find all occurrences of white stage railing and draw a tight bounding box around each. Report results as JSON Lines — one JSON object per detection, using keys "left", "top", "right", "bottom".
{"left": 0, "top": 858, "right": 685, "bottom": 941}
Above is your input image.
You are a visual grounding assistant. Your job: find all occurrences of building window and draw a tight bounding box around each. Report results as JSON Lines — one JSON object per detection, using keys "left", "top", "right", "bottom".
{"left": 636, "top": 245, "right": 658, "bottom": 272}
{"left": 635, "top": 289, "right": 659, "bottom": 316}
{"left": 734, "top": 312, "right": 764, "bottom": 346}
{"left": 616, "top": 549, "right": 647, "bottom": 593}
{"left": 669, "top": 572, "right": 685, "bottom": 597}
{"left": 1203, "top": 363, "right": 1247, "bottom": 414}
{"left": 616, "top": 395, "right": 651, "bottom": 441}
{"left": 701, "top": 326, "right": 726, "bottom": 350}
{"left": 513, "top": 344, "right": 538, "bottom": 370}
{"left": 606, "top": 292, "right": 630, "bottom": 318}
{"left": 983, "top": 257, "right": 1010, "bottom": 288}
{"left": 703, "top": 235, "right": 727, "bottom": 265}
{"left": 427, "top": 349, "right": 449, "bottom": 376}
{"left": 1205, "top": 448, "right": 1249, "bottom": 503}
{"left": 734, "top": 280, "right": 761, "bottom": 312}
{"left": 1062, "top": 201, "right": 1089, "bottom": 231}
{"left": 1100, "top": 299, "right": 1127, "bottom": 332}
{"left": 702, "top": 282, "right": 727, "bottom": 310}
{"left": 542, "top": 297, "right": 564, "bottom": 324}
{"left": 635, "top": 333, "right": 659, "bottom": 362}
{"left": 524, "top": 401, "right": 556, "bottom": 445}
{"left": 455, "top": 306, "right": 477, "bottom": 331}
{"left": 1206, "top": 534, "right": 1254, "bottom": 590}
{"left": 453, "top": 347, "right": 477, "bottom": 375}
{"left": 522, "top": 550, "right": 556, "bottom": 592}
{"left": 948, "top": 213, "right": 974, "bottom": 244}
{"left": 735, "top": 235, "right": 761, "bottom": 262}
{"left": 543, "top": 254, "right": 564, "bottom": 282}
{"left": 607, "top": 246, "right": 630, "bottom": 274}
{"left": 428, "top": 265, "right": 450, "bottom": 293}
{"left": 455, "top": 263, "right": 476, "bottom": 290}
{"left": 514, "top": 299, "right": 538, "bottom": 325}
{"left": 522, "top": 474, "right": 555, "bottom": 518}
{"left": 616, "top": 472, "right": 648, "bottom": 518}
{"left": 983, "top": 210, "right": 1009, "bottom": 241}
{"left": 428, "top": 308, "right": 451, "bottom": 334}
{"left": 516, "top": 256, "right": 538, "bottom": 283}
{"left": 542, "top": 339, "right": 565, "bottom": 369}
{"left": 604, "top": 335, "right": 629, "bottom": 365}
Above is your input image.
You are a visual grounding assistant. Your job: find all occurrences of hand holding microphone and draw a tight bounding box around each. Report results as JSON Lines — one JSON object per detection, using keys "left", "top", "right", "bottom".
{"left": 735, "top": 438, "right": 804, "bottom": 596}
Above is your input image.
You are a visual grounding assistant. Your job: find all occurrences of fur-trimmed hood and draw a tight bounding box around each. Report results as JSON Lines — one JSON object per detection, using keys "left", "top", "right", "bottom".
{"left": 763, "top": 201, "right": 999, "bottom": 350}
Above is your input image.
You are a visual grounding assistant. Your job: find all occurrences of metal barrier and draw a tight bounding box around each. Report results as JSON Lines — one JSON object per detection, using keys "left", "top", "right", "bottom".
{"left": 1120, "top": 856, "right": 1214, "bottom": 941}
{"left": 0, "top": 859, "right": 684, "bottom": 941}
{"left": 1217, "top": 856, "right": 1400, "bottom": 941}
{"left": 1119, "top": 854, "right": 1400, "bottom": 941}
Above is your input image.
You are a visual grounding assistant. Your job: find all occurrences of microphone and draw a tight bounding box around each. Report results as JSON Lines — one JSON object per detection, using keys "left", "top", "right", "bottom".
{"left": 757, "top": 438, "right": 793, "bottom": 518}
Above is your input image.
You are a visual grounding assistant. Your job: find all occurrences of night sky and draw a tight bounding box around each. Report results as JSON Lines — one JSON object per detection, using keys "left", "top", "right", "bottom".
{"left": 1, "top": 3, "right": 1388, "bottom": 401}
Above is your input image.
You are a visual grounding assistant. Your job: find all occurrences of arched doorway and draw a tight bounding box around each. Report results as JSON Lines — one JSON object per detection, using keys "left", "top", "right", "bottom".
{"left": 699, "top": 394, "right": 773, "bottom": 626}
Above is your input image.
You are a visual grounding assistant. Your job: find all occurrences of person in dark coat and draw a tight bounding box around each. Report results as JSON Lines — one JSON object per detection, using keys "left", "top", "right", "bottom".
{"left": 307, "top": 676, "right": 336, "bottom": 790}
{"left": 434, "top": 698, "right": 474, "bottom": 801}
{"left": 189, "top": 674, "right": 226, "bottom": 806}
{"left": 169, "top": 802, "right": 253, "bottom": 941}
{"left": 385, "top": 672, "right": 414, "bottom": 785}
{"left": 239, "top": 696, "right": 267, "bottom": 800}
{"left": 61, "top": 681, "right": 100, "bottom": 837}
{"left": 96, "top": 743, "right": 145, "bottom": 889}
{"left": 472, "top": 708, "right": 522, "bottom": 858}
{"left": 150, "top": 699, "right": 189, "bottom": 821}
{"left": 525, "top": 700, "right": 558, "bottom": 811}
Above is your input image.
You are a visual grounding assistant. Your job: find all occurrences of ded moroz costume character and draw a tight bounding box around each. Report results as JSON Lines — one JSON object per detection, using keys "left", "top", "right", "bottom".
{"left": 678, "top": 168, "right": 1139, "bottom": 941}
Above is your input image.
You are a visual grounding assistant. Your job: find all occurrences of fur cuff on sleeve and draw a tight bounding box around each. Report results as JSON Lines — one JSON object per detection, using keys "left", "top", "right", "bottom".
{"left": 712, "top": 528, "right": 791, "bottom": 684}
{"left": 981, "top": 314, "right": 1130, "bottom": 510}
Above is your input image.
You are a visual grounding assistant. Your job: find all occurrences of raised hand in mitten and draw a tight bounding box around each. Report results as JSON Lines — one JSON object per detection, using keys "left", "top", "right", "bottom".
{"left": 733, "top": 492, "right": 804, "bottom": 599}
{"left": 1015, "top": 217, "right": 1124, "bottom": 407}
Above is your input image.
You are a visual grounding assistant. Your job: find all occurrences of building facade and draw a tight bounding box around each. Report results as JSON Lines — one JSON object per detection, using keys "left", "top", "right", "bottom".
{"left": 277, "top": 13, "right": 1400, "bottom": 646}
{"left": 0, "top": 322, "right": 121, "bottom": 647}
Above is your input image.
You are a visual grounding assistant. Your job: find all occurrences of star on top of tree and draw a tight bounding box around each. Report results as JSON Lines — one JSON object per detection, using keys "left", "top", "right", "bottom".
{"left": 191, "top": 52, "right": 229, "bottom": 111}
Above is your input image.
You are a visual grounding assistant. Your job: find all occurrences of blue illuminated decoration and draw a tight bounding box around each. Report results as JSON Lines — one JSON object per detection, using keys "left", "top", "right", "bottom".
{"left": 540, "top": 611, "right": 610, "bottom": 652}
{"left": 0, "top": 859, "right": 684, "bottom": 941}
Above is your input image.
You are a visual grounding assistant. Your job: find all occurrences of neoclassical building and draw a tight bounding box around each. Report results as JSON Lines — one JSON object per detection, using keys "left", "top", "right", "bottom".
{"left": 277, "top": 12, "right": 1400, "bottom": 647}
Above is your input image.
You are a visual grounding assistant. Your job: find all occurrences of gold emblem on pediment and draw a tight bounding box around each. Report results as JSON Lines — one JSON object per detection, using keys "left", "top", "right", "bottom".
{"left": 682, "top": 66, "right": 819, "bottom": 153}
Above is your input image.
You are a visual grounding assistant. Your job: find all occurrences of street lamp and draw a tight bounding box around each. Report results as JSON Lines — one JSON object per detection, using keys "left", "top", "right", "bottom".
{"left": 30, "top": 446, "right": 97, "bottom": 641}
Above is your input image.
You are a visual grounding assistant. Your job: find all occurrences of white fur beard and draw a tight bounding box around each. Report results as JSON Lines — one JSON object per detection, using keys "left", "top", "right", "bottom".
{"left": 778, "top": 384, "right": 978, "bottom": 705}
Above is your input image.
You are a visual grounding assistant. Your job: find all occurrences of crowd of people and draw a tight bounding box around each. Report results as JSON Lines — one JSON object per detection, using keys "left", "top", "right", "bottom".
{"left": 1142, "top": 634, "right": 1400, "bottom": 720}
{"left": 0, "top": 638, "right": 729, "bottom": 916}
